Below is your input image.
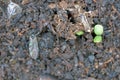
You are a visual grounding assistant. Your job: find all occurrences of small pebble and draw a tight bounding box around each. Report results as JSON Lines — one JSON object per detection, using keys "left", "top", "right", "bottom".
{"left": 115, "top": 67, "right": 120, "bottom": 73}
{"left": 39, "top": 74, "right": 57, "bottom": 80}
{"left": 99, "top": 62, "right": 103, "bottom": 66}
{"left": 88, "top": 55, "right": 95, "bottom": 63}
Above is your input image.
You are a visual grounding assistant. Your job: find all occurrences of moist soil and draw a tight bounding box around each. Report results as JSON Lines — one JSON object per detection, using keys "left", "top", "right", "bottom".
{"left": 0, "top": 0, "right": 120, "bottom": 80}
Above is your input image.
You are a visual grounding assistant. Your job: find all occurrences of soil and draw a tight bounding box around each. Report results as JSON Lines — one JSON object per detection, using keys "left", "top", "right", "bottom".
{"left": 0, "top": 0, "right": 120, "bottom": 80}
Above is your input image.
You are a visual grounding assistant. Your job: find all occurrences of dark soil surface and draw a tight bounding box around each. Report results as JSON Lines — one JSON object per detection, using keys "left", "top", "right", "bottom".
{"left": 0, "top": 0, "right": 120, "bottom": 80}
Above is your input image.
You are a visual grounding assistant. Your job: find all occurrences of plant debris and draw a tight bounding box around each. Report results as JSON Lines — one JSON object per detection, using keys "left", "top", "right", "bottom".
{"left": 7, "top": 0, "right": 22, "bottom": 19}
{"left": 0, "top": 0, "right": 120, "bottom": 80}
{"left": 79, "top": 13, "right": 91, "bottom": 32}
{"left": 29, "top": 34, "right": 39, "bottom": 60}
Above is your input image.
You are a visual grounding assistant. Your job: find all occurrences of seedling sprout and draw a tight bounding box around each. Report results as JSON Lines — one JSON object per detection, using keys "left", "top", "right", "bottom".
{"left": 93, "top": 36, "right": 102, "bottom": 43}
{"left": 94, "top": 24, "right": 103, "bottom": 35}
{"left": 75, "top": 30, "right": 84, "bottom": 36}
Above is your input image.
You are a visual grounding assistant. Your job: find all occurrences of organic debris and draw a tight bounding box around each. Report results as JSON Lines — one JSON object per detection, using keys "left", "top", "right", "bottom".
{"left": 29, "top": 34, "right": 39, "bottom": 59}
{"left": 0, "top": 0, "right": 120, "bottom": 80}
{"left": 79, "top": 13, "right": 91, "bottom": 32}
{"left": 7, "top": 0, "right": 22, "bottom": 19}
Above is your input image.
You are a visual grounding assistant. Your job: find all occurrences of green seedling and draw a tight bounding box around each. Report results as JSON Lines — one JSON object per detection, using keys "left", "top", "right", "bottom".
{"left": 94, "top": 24, "right": 103, "bottom": 35}
{"left": 93, "top": 36, "right": 102, "bottom": 43}
{"left": 75, "top": 30, "right": 84, "bottom": 36}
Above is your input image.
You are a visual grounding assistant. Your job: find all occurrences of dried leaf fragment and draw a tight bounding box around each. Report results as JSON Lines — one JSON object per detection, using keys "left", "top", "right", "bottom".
{"left": 7, "top": 1, "right": 22, "bottom": 19}
{"left": 29, "top": 35, "right": 39, "bottom": 59}
{"left": 79, "top": 14, "right": 91, "bottom": 32}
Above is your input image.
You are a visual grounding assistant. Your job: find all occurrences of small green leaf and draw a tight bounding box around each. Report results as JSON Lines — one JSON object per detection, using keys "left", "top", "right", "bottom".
{"left": 94, "top": 24, "right": 103, "bottom": 35}
{"left": 75, "top": 31, "right": 84, "bottom": 36}
{"left": 93, "top": 36, "right": 102, "bottom": 43}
